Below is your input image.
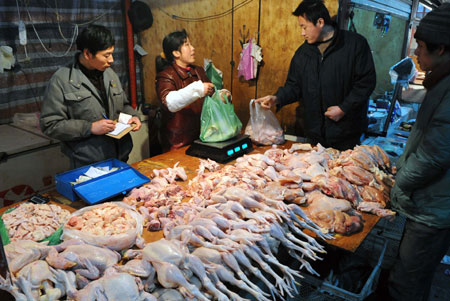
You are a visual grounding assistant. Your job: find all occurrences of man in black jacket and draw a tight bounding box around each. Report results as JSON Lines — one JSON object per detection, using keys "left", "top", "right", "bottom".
{"left": 256, "top": 0, "right": 376, "bottom": 150}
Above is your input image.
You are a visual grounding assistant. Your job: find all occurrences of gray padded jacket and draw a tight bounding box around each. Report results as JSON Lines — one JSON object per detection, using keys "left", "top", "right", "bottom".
{"left": 40, "top": 56, "right": 137, "bottom": 167}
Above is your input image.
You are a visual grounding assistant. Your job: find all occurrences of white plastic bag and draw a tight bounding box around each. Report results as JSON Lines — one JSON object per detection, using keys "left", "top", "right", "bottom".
{"left": 245, "top": 99, "right": 284, "bottom": 145}
{"left": 62, "top": 202, "right": 143, "bottom": 251}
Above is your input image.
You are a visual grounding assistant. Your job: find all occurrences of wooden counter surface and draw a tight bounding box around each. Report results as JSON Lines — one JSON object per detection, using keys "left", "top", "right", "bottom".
{"left": 8, "top": 141, "right": 380, "bottom": 253}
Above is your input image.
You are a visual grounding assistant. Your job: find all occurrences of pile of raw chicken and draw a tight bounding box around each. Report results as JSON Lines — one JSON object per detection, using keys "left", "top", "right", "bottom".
{"left": 65, "top": 203, "right": 137, "bottom": 236}
{"left": 0, "top": 143, "right": 396, "bottom": 301}
{"left": 2, "top": 203, "right": 70, "bottom": 242}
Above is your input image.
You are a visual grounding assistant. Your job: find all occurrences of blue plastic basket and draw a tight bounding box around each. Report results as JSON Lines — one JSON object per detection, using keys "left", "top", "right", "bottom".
{"left": 55, "top": 159, "right": 149, "bottom": 204}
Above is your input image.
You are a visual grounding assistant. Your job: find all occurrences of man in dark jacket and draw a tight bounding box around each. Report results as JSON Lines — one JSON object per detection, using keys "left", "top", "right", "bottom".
{"left": 256, "top": 0, "right": 376, "bottom": 150}
{"left": 40, "top": 25, "right": 141, "bottom": 168}
{"left": 388, "top": 4, "right": 450, "bottom": 300}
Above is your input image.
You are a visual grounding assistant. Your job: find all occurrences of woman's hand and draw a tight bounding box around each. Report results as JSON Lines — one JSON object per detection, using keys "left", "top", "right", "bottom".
{"left": 203, "top": 82, "right": 215, "bottom": 97}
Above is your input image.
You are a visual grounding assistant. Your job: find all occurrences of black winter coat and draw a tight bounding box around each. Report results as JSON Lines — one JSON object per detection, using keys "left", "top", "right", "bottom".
{"left": 275, "top": 28, "right": 376, "bottom": 149}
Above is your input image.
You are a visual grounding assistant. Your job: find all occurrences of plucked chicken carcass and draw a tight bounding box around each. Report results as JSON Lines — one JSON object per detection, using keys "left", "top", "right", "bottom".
{"left": 14, "top": 260, "right": 78, "bottom": 301}
{"left": 357, "top": 201, "right": 396, "bottom": 218}
{"left": 152, "top": 261, "right": 209, "bottom": 301}
{"left": 142, "top": 238, "right": 185, "bottom": 266}
{"left": 311, "top": 174, "right": 362, "bottom": 206}
{"left": 4, "top": 240, "right": 53, "bottom": 273}
{"left": 152, "top": 162, "right": 187, "bottom": 183}
{"left": 45, "top": 239, "right": 121, "bottom": 280}
{"left": 0, "top": 258, "right": 78, "bottom": 301}
{"left": 74, "top": 267, "right": 156, "bottom": 301}
{"left": 333, "top": 144, "right": 391, "bottom": 172}
{"left": 306, "top": 190, "right": 363, "bottom": 235}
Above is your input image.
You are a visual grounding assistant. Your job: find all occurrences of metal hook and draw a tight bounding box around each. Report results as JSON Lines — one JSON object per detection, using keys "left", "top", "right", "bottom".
{"left": 239, "top": 24, "right": 250, "bottom": 48}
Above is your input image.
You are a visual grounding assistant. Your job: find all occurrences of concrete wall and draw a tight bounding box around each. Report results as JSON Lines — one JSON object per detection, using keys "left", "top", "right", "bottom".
{"left": 351, "top": 8, "right": 407, "bottom": 99}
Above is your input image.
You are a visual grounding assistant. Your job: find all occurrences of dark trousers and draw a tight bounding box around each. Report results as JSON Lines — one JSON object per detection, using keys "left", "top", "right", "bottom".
{"left": 388, "top": 219, "right": 450, "bottom": 301}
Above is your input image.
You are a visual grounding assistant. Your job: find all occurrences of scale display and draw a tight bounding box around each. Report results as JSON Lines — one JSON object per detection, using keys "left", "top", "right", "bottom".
{"left": 186, "top": 134, "right": 253, "bottom": 163}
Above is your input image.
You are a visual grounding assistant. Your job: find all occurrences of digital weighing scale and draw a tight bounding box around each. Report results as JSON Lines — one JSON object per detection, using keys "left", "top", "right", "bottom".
{"left": 186, "top": 134, "right": 253, "bottom": 163}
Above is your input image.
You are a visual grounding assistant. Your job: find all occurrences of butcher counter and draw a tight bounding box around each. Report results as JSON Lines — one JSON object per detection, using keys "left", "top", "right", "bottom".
{"left": 1, "top": 141, "right": 380, "bottom": 253}
{"left": 0, "top": 140, "right": 395, "bottom": 301}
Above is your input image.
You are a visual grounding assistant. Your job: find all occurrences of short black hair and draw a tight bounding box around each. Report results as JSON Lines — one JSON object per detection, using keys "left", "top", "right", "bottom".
{"left": 156, "top": 29, "right": 189, "bottom": 73}
{"left": 162, "top": 29, "right": 188, "bottom": 63}
{"left": 293, "top": 0, "right": 332, "bottom": 26}
{"left": 76, "top": 25, "right": 115, "bottom": 55}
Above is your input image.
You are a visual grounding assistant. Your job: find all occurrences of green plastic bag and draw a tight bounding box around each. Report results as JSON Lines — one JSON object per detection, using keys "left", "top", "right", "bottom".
{"left": 205, "top": 62, "right": 223, "bottom": 90}
{"left": 200, "top": 91, "right": 242, "bottom": 142}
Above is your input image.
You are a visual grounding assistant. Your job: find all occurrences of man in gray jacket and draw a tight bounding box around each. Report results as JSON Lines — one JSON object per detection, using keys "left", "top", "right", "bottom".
{"left": 388, "top": 4, "right": 450, "bottom": 300}
{"left": 40, "top": 25, "right": 141, "bottom": 168}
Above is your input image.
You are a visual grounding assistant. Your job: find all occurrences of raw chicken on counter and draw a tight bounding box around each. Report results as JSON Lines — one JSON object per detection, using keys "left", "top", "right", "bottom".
{"left": 2, "top": 203, "right": 70, "bottom": 242}
{"left": 124, "top": 163, "right": 190, "bottom": 231}
{"left": 63, "top": 202, "right": 143, "bottom": 251}
{"left": 305, "top": 190, "right": 363, "bottom": 234}
{"left": 1, "top": 239, "right": 156, "bottom": 300}
{"left": 128, "top": 143, "right": 395, "bottom": 236}
{"left": 0, "top": 142, "right": 399, "bottom": 300}
{"left": 116, "top": 158, "right": 331, "bottom": 300}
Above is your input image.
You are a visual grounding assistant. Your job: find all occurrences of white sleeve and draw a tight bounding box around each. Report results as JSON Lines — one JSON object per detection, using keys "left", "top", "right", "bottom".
{"left": 166, "top": 81, "right": 205, "bottom": 112}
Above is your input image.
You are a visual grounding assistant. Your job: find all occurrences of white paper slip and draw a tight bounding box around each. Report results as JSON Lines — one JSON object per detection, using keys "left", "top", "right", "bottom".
{"left": 108, "top": 122, "right": 131, "bottom": 136}
{"left": 118, "top": 112, "right": 132, "bottom": 124}
{"left": 85, "top": 166, "right": 109, "bottom": 178}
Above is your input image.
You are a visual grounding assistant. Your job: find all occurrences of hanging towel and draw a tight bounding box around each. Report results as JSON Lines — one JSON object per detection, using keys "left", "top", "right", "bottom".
{"left": 237, "top": 38, "right": 262, "bottom": 80}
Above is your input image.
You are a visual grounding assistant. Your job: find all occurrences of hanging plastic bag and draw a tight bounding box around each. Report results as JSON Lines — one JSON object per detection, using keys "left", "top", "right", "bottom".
{"left": 245, "top": 99, "right": 284, "bottom": 145}
{"left": 200, "top": 91, "right": 242, "bottom": 142}
{"left": 204, "top": 59, "right": 223, "bottom": 90}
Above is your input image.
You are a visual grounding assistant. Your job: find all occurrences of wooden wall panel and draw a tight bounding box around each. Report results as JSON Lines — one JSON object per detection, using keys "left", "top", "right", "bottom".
{"left": 231, "top": 0, "right": 260, "bottom": 125}
{"left": 140, "top": 0, "right": 233, "bottom": 106}
{"left": 257, "top": 0, "right": 338, "bottom": 134}
{"left": 258, "top": 1, "right": 304, "bottom": 133}
{"left": 140, "top": 0, "right": 338, "bottom": 135}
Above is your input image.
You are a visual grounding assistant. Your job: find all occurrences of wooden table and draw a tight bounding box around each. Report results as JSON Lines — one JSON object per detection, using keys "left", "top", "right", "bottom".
{"left": 9, "top": 141, "right": 380, "bottom": 253}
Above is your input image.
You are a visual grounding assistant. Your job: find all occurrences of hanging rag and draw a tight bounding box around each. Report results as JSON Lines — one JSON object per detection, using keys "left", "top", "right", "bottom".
{"left": 238, "top": 38, "right": 262, "bottom": 80}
